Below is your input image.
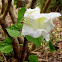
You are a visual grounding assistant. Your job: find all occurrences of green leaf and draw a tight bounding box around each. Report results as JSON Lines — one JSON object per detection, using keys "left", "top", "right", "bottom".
{"left": 7, "top": 23, "right": 23, "bottom": 31}
{"left": 24, "top": 61, "right": 28, "bottom": 62}
{"left": 0, "top": 37, "right": 13, "bottom": 53}
{"left": 25, "top": 35, "right": 42, "bottom": 47}
{"left": 0, "top": 37, "right": 12, "bottom": 48}
{"left": 18, "top": 7, "right": 26, "bottom": 23}
{"left": 28, "top": 55, "right": 38, "bottom": 62}
{"left": 0, "top": 45, "right": 13, "bottom": 53}
{"left": 6, "top": 23, "right": 23, "bottom": 37}
{"left": 6, "top": 28, "right": 21, "bottom": 37}
{"left": 3, "top": 37, "right": 13, "bottom": 44}
{"left": 49, "top": 42, "right": 55, "bottom": 52}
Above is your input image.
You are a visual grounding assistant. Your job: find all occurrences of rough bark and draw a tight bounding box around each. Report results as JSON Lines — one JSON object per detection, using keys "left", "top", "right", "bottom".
{"left": 1, "top": 19, "right": 20, "bottom": 58}
{"left": 20, "top": 37, "right": 28, "bottom": 62}
{"left": 0, "top": 0, "right": 21, "bottom": 58}
{"left": 9, "top": 1, "right": 24, "bottom": 44}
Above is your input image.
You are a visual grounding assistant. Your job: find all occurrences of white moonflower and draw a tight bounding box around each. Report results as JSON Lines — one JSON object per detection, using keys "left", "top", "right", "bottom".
{"left": 21, "top": 7, "right": 61, "bottom": 41}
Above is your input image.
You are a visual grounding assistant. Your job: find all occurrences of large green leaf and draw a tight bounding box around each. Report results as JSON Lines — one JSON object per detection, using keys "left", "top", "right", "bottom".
{"left": 0, "top": 37, "right": 13, "bottom": 53}
{"left": 6, "top": 28, "right": 21, "bottom": 37}
{"left": 49, "top": 42, "right": 55, "bottom": 52}
{"left": 6, "top": 23, "right": 23, "bottom": 37}
{"left": 28, "top": 55, "right": 38, "bottom": 62}
{"left": 25, "top": 35, "right": 42, "bottom": 47}
{"left": 7, "top": 23, "right": 23, "bottom": 31}
{"left": 18, "top": 7, "right": 26, "bottom": 23}
{"left": 0, "top": 45, "right": 13, "bottom": 53}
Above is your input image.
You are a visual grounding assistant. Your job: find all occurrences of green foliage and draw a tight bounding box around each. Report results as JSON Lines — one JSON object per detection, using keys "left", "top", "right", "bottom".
{"left": 0, "top": 37, "right": 13, "bottom": 48}
{"left": 2, "top": 37, "right": 12, "bottom": 45}
{"left": 8, "top": 23, "right": 23, "bottom": 31}
{"left": 14, "top": 0, "right": 18, "bottom": 5}
{"left": 49, "top": 42, "right": 55, "bottom": 52}
{"left": 24, "top": 61, "right": 28, "bottom": 62}
{"left": 0, "top": 45, "right": 13, "bottom": 53}
{"left": 28, "top": 55, "right": 38, "bottom": 62}
{"left": 37, "top": 0, "right": 46, "bottom": 8}
{"left": 52, "top": 0, "right": 62, "bottom": 7}
{"left": 25, "top": 35, "right": 43, "bottom": 48}
{"left": 51, "top": 0, "right": 62, "bottom": 11}
{"left": 6, "top": 23, "right": 23, "bottom": 37}
{"left": 6, "top": 29, "right": 21, "bottom": 37}
{"left": 0, "top": 37, "right": 13, "bottom": 53}
{"left": 18, "top": 7, "right": 26, "bottom": 23}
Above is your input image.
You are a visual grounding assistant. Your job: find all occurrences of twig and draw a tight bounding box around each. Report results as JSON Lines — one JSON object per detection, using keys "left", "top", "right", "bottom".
{"left": 40, "top": 0, "right": 46, "bottom": 13}
{"left": 26, "top": 0, "right": 32, "bottom": 9}
{"left": 41, "top": 0, "right": 53, "bottom": 13}
{"left": 26, "top": 0, "right": 37, "bottom": 9}
{"left": 31, "top": 0, "right": 37, "bottom": 9}
{"left": 55, "top": 5, "right": 60, "bottom": 12}
{"left": 1, "top": 51, "right": 7, "bottom": 62}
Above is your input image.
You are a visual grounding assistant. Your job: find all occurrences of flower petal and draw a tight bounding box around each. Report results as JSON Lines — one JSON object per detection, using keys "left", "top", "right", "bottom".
{"left": 40, "top": 12, "right": 61, "bottom": 19}
{"left": 22, "top": 7, "right": 61, "bottom": 41}
{"left": 25, "top": 7, "right": 40, "bottom": 14}
{"left": 21, "top": 24, "right": 42, "bottom": 38}
{"left": 43, "top": 19, "right": 54, "bottom": 32}
{"left": 24, "top": 12, "right": 41, "bottom": 29}
{"left": 22, "top": 24, "right": 50, "bottom": 41}
{"left": 49, "top": 12, "right": 61, "bottom": 19}
{"left": 42, "top": 31, "right": 50, "bottom": 41}
{"left": 37, "top": 18, "right": 54, "bottom": 32}
{"left": 34, "top": 7, "right": 40, "bottom": 13}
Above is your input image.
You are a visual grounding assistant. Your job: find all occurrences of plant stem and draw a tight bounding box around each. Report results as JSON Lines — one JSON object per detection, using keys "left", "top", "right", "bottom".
{"left": 20, "top": 37, "right": 28, "bottom": 62}
{"left": 31, "top": 0, "right": 37, "bottom": 9}
{"left": 9, "top": 3, "right": 24, "bottom": 44}
{"left": 26, "top": 0, "right": 36, "bottom": 9}
{"left": 0, "top": 0, "right": 21, "bottom": 58}
{"left": 41, "top": 0, "right": 53, "bottom": 13}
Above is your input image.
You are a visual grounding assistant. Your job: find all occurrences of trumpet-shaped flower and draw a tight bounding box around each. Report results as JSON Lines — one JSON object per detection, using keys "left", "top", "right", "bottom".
{"left": 21, "top": 7, "right": 61, "bottom": 41}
